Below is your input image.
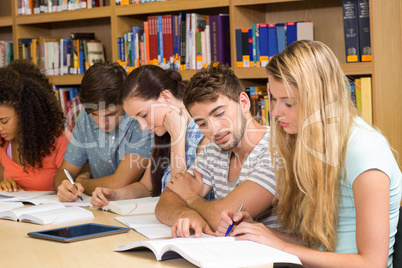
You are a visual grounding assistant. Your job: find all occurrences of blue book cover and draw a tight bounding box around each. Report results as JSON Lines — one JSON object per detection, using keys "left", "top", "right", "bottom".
{"left": 117, "top": 37, "right": 122, "bottom": 62}
{"left": 276, "top": 23, "right": 286, "bottom": 53}
{"left": 268, "top": 24, "right": 277, "bottom": 59}
{"left": 255, "top": 24, "right": 260, "bottom": 67}
{"left": 342, "top": 0, "right": 360, "bottom": 62}
{"left": 235, "top": 29, "right": 243, "bottom": 67}
{"left": 286, "top": 21, "right": 297, "bottom": 47}
{"left": 157, "top": 15, "right": 164, "bottom": 65}
{"left": 259, "top": 24, "right": 269, "bottom": 67}
{"left": 248, "top": 28, "right": 254, "bottom": 67}
{"left": 357, "top": 0, "right": 371, "bottom": 61}
{"left": 209, "top": 14, "right": 230, "bottom": 66}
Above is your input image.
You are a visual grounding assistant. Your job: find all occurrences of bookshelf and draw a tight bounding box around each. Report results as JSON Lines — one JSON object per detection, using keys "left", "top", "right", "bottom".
{"left": 2, "top": 0, "right": 401, "bottom": 166}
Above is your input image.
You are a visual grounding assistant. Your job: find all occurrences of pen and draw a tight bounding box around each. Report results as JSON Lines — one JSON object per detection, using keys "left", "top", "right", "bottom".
{"left": 225, "top": 203, "right": 244, "bottom": 237}
{"left": 64, "top": 169, "right": 83, "bottom": 201}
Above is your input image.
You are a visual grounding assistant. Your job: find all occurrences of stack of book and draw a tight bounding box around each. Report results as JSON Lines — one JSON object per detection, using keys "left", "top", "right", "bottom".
{"left": 235, "top": 21, "right": 313, "bottom": 68}
{"left": 18, "top": 0, "right": 106, "bottom": 15}
{"left": 18, "top": 33, "right": 105, "bottom": 76}
{"left": 0, "top": 41, "right": 14, "bottom": 67}
{"left": 117, "top": 13, "right": 230, "bottom": 71}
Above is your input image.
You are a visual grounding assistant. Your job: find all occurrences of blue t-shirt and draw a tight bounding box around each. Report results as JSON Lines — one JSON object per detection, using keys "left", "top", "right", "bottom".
{"left": 64, "top": 111, "right": 153, "bottom": 178}
{"left": 336, "top": 117, "right": 401, "bottom": 267}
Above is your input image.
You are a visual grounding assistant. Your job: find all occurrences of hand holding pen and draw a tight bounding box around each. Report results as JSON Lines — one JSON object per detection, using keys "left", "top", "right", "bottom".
{"left": 63, "top": 169, "right": 83, "bottom": 201}
{"left": 225, "top": 204, "right": 244, "bottom": 237}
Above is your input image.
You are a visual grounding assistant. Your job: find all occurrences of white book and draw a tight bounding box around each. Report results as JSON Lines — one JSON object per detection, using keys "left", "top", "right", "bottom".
{"left": 0, "top": 203, "right": 94, "bottom": 225}
{"left": 115, "top": 214, "right": 172, "bottom": 239}
{"left": 101, "top": 196, "right": 160, "bottom": 216}
{"left": 297, "top": 21, "right": 314, "bottom": 41}
{"left": 0, "top": 191, "right": 55, "bottom": 202}
{"left": 114, "top": 237, "right": 302, "bottom": 268}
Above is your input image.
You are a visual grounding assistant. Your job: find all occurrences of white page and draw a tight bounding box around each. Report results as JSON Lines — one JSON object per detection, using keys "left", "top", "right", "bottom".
{"left": 115, "top": 214, "right": 172, "bottom": 239}
{"left": 103, "top": 196, "right": 160, "bottom": 215}
{"left": 0, "top": 191, "right": 55, "bottom": 202}
{"left": 0, "top": 202, "right": 24, "bottom": 213}
{"left": 9, "top": 203, "right": 65, "bottom": 218}
{"left": 21, "top": 206, "right": 94, "bottom": 225}
{"left": 27, "top": 194, "right": 92, "bottom": 207}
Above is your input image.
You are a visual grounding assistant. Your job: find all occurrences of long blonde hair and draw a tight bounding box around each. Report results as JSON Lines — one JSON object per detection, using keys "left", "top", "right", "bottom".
{"left": 266, "top": 40, "right": 357, "bottom": 251}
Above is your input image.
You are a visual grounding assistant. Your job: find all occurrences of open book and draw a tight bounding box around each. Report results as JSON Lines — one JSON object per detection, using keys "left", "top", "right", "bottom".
{"left": 0, "top": 191, "right": 55, "bottom": 203}
{"left": 115, "top": 214, "right": 172, "bottom": 239}
{"left": 101, "top": 196, "right": 160, "bottom": 215}
{"left": 114, "top": 237, "right": 302, "bottom": 268}
{"left": 0, "top": 203, "right": 94, "bottom": 225}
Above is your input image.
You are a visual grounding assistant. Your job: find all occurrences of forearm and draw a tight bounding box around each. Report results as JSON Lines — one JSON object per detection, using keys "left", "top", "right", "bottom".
{"left": 114, "top": 181, "right": 153, "bottom": 200}
{"left": 271, "top": 229, "right": 305, "bottom": 246}
{"left": 76, "top": 175, "right": 114, "bottom": 194}
{"left": 54, "top": 169, "right": 68, "bottom": 190}
{"left": 170, "top": 134, "right": 186, "bottom": 180}
{"left": 155, "top": 188, "right": 200, "bottom": 226}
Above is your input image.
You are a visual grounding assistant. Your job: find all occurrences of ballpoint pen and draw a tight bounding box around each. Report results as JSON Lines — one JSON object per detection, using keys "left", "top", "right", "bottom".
{"left": 64, "top": 169, "right": 83, "bottom": 201}
{"left": 225, "top": 203, "right": 244, "bottom": 237}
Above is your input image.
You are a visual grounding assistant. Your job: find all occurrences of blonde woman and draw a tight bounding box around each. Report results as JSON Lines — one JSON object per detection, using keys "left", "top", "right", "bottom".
{"left": 217, "top": 40, "right": 401, "bottom": 267}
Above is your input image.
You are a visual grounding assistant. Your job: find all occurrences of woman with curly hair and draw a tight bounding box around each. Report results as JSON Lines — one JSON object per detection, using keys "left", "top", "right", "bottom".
{"left": 0, "top": 60, "right": 69, "bottom": 191}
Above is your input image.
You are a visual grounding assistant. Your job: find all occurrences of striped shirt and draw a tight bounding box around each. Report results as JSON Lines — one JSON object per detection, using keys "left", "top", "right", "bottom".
{"left": 188, "top": 128, "right": 278, "bottom": 228}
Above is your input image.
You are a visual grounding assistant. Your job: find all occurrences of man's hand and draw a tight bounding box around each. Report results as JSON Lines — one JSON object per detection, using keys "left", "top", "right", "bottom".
{"left": 171, "top": 210, "right": 215, "bottom": 238}
{"left": 167, "top": 169, "right": 204, "bottom": 204}
{"left": 215, "top": 209, "right": 254, "bottom": 236}
{"left": 57, "top": 179, "right": 84, "bottom": 202}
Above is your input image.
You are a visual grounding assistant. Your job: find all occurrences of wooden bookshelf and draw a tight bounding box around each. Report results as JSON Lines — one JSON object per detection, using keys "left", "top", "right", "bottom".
{"left": 1, "top": 0, "right": 401, "bottom": 163}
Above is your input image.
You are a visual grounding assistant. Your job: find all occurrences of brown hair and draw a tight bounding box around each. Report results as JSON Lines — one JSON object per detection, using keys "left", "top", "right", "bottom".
{"left": 183, "top": 63, "right": 244, "bottom": 111}
{"left": 122, "top": 65, "right": 185, "bottom": 196}
{"left": 80, "top": 62, "right": 127, "bottom": 113}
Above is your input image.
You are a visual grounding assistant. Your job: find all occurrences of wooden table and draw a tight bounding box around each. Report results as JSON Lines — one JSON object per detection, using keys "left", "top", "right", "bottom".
{"left": 0, "top": 207, "right": 195, "bottom": 267}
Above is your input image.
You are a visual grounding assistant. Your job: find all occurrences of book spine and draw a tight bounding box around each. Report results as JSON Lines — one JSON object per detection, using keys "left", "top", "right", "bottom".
{"left": 241, "top": 28, "right": 249, "bottom": 67}
{"left": 157, "top": 16, "right": 163, "bottom": 66}
{"left": 235, "top": 29, "right": 243, "bottom": 67}
{"left": 276, "top": 23, "right": 286, "bottom": 53}
{"left": 267, "top": 23, "right": 277, "bottom": 59}
{"left": 286, "top": 21, "right": 297, "bottom": 47}
{"left": 357, "top": 0, "right": 371, "bottom": 62}
{"left": 252, "top": 24, "right": 257, "bottom": 67}
{"left": 259, "top": 24, "right": 268, "bottom": 67}
{"left": 209, "top": 15, "right": 218, "bottom": 63}
{"left": 342, "top": 0, "right": 360, "bottom": 62}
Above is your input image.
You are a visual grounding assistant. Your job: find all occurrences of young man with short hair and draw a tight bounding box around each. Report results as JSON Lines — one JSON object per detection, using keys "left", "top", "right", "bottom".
{"left": 54, "top": 62, "right": 153, "bottom": 201}
{"left": 155, "top": 64, "right": 277, "bottom": 237}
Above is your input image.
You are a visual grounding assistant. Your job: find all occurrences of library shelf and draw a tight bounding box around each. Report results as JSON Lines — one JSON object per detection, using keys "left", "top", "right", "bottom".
{"left": 48, "top": 75, "right": 84, "bottom": 86}
{"left": 0, "top": 16, "right": 12, "bottom": 27}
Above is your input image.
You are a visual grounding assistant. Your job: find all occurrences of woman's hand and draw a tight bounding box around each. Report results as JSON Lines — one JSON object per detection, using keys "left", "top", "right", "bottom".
{"left": 164, "top": 106, "right": 187, "bottom": 141}
{"left": 0, "top": 178, "right": 23, "bottom": 192}
{"left": 90, "top": 187, "right": 116, "bottom": 208}
{"left": 216, "top": 209, "right": 254, "bottom": 236}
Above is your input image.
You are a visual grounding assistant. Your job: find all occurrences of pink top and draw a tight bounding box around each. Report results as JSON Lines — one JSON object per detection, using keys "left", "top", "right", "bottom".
{"left": 0, "top": 135, "right": 69, "bottom": 191}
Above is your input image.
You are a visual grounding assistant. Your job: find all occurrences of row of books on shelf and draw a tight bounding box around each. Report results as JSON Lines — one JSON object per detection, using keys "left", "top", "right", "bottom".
{"left": 55, "top": 86, "right": 82, "bottom": 132}
{"left": 235, "top": 21, "right": 313, "bottom": 68}
{"left": 0, "top": 41, "right": 14, "bottom": 68}
{"left": 342, "top": 0, "right": 371, "bottom": 62}
{"left": 117, "top": 13, "right": 230, "bottom": 71}
{"left": 18, "top": 0, "right": 106, "bottom": 15}
{"left": 350, "top": 76, "right": 372, "bottom": 123}
{"left": 246, "top": 76, "right": 372, "bottom": 127}
{"left": 19, "top": 33, "right": 105, "bottom": 76}
{"left": 116, "top": 0, "right": 168, "bottom": 5}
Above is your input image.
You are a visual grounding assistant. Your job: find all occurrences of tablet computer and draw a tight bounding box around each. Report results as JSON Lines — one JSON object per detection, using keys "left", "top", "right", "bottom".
{"left": 28, "top": 223, "right": 130, "bottom": 243}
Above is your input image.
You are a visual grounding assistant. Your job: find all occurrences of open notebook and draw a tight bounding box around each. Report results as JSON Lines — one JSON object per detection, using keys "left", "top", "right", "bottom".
{"left": 101, "top": 196, "right": 160, "bottom": 215}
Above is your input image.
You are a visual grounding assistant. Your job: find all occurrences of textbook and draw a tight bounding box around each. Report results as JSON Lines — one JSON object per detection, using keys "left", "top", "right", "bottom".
{"left": 0, "top": 190, "right": 55, "bottom": 203}
{"left": 114, "top": 237, "right": 302, "bottom": 268}
{"left": 0, "top": 203, "right": 94, "bottom": 225}
{"left": 101, "top": 196, "right": 160, "bottom": 215}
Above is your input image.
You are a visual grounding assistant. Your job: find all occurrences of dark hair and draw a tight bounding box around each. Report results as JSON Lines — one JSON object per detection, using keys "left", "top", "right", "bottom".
{"left": 122, "top": 65, "right": 185, "bottom": 196}
{"left": 0, "top": 62, "right": 65, "bottom": 171}
{"left": 80, "top": 62, "right": 127, "bottom": 113}
{"left": 183, "top": 63, "right": 244, "bottom": 111}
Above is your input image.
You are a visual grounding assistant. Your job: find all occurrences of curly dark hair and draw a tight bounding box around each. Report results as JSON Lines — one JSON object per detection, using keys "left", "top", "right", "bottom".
{"left": 0, "top": 61, "right": 65, "bottom": 171}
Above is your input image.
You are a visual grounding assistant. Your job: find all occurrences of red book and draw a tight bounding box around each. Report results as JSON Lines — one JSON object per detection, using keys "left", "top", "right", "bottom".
{"left": 144, "top": 21, "right": 150, "bottom": 65}
{"left": 147, "top": 16, "right": 158, "bottom": 65}
{"left": 162, "top": 15, "right": 173, "bottom": 66}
